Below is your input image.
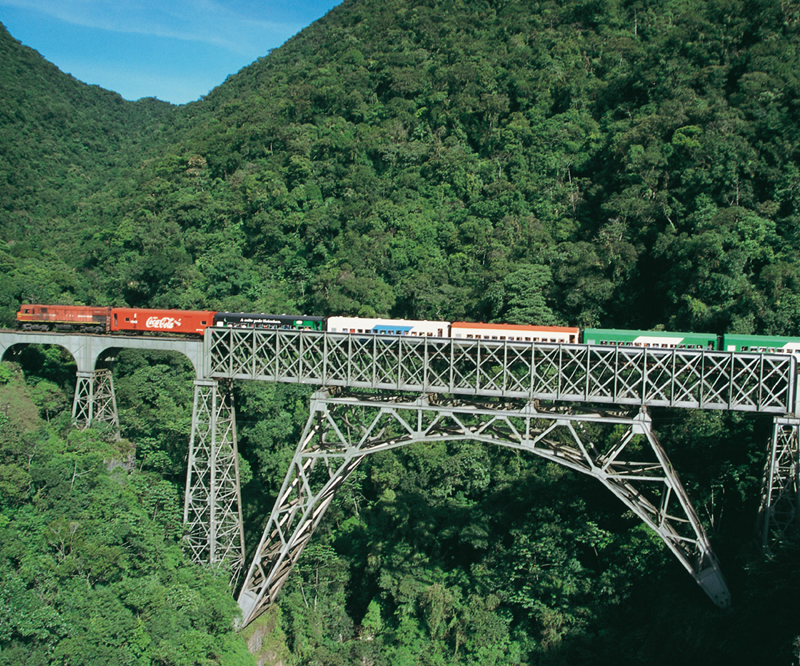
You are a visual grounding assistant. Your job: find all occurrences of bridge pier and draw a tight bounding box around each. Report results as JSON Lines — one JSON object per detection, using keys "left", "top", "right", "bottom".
{"left": 183, "top": 379, "right": 246, "bottom": 583}
{"left": 237, "top": 391, "right": 730, "bottom": 627}
{"left": 760, "top": 417, "right": 800, "bottom": 552}
{"left": 71, "top": 368, "right": 120, "bottom": 438}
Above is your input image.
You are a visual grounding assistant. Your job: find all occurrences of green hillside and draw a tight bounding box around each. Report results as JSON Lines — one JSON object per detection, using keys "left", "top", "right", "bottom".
{"left": 2, "top": 0, "right": 800, "bottom": 663}
{"left": 5, "top": 0, "right": 800, "bottom": 334}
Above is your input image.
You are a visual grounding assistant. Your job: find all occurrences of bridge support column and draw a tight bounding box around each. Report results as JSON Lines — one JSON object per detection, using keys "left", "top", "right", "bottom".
{"left": 759, "top": 417, "right": 800, "bottom": 552}
{"left": 237, "top": 392, "right": 730, "bottom": 627}
{"left": 183, "top": 379, "right": 245, "bottom": 584}
{"left": 72, "top": 369, "right": 120, "bottom": 438}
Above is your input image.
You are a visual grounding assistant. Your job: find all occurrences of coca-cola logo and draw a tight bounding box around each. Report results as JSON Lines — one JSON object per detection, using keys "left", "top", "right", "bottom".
{"left": 146, "top": 316, "right": 182, "bottom": 329}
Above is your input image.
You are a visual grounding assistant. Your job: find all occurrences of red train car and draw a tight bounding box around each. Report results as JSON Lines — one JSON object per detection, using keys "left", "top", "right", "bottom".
{"left": 109, "top": 308, "right": 215, "bottom": 335}
{"left": 17, "top": 304, "right": 111, "bottom": 333}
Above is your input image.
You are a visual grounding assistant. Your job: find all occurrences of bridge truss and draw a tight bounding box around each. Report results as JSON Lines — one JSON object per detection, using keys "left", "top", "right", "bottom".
{"left": 237, "top": 390, "right": 732, "bottom": 626}
{"left": 207, "top": 329, "right": 796, "bottom": 413}
{"left": 2, "top": 329, "right": 798, "bottom": 627}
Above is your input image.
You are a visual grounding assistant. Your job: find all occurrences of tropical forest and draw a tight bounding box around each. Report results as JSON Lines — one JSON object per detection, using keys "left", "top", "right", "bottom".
{"left": 1, "top": 0, "right": 800, "bottom": 663}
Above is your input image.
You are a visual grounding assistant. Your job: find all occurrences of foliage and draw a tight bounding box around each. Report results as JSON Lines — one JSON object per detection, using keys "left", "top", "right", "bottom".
{"left": 3, "top": 0, "right": 800, "bottom": 661}
{"left": 0, "top": 363, "right": 253, "bottom": 665}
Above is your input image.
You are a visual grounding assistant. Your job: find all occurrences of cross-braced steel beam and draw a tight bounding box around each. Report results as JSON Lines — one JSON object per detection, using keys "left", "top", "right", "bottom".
{"left": 184, "top": 379, "right": 246, "bottom": 584}
{"left": 237, "top": 391, "right": 730, "bottom": 627}
{"left": 759, "top": 417, "right": 800, "bottom": 552}
{"left": 71, "top": 369, "right": 120, "bottom": 438}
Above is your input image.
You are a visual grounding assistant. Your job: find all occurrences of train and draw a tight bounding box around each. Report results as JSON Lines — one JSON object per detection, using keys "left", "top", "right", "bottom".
{"left": 14, "top": 304, "right": 800, "bottom": 355}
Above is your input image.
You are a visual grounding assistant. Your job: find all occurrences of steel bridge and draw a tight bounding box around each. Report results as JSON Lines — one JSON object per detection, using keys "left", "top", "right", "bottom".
{"left": 1, "top": 328, "right": 798, "bottom": 628}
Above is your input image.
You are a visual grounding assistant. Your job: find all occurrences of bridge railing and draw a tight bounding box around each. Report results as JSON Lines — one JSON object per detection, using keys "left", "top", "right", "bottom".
{"left": 206, "top": 328, "right": 797, "bottom": 414}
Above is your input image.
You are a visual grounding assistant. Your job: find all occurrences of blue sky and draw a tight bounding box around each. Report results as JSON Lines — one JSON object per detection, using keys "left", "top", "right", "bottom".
{"left": 0, "top": 0, "right": 342, "bottom": 104}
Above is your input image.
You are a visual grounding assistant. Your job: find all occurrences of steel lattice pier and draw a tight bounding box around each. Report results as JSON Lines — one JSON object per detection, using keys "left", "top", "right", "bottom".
{"left": 760, "top": 417, "right": 800, "bottom": 552}
{"left": 184, "top": 379, "right": 246, "bottom": 583}
{"left": 72, "top": 369, "right": 120, "bottom": 438}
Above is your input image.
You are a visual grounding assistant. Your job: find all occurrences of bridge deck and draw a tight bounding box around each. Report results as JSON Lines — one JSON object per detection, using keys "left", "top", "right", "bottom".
{"left": 0, "top": 330, "right": 204, "bottom": 376}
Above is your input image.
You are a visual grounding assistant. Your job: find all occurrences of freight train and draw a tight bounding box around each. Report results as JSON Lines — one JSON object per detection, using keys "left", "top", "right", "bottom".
{"left": 14, "top": 304, "right": 800, "bottom": 355}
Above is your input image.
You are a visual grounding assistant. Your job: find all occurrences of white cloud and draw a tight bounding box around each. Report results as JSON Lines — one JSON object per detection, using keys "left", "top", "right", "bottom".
{"left": 0, "top": 0, "right": 304, "bottom": 55}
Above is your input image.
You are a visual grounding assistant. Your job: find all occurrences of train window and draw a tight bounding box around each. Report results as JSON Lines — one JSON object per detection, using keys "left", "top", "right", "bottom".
{"left": 125, "top": 317, "right": 131, "bottom": 322}
{"left": 202, "top": 321, "right": 207, "bottom": 325}
{"left": 525, "top": 337, "right": 531, "bottom": 342}
{"left": 41, "top": 308, "right": 47, "bottom": 314}
{"left": 466, "top": 334, "right": 473, "bottom": 339}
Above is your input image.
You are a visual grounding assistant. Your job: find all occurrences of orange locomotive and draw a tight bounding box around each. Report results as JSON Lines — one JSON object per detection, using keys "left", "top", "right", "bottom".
{"left": 17, "top": 304, "right": 111, "bottom": 333}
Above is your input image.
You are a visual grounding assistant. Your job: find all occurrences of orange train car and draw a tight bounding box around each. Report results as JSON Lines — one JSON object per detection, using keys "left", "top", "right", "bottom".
{"left": 450, "top": 321, "right": 580, "bottom": 344}
{"left": 109, "top": 308, "right": 216, "bottom": 335}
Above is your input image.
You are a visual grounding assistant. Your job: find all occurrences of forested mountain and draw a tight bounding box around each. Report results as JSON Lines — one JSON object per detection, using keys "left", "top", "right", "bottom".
{"left": 2, "top": 0, "right": 800, "bottom": 663}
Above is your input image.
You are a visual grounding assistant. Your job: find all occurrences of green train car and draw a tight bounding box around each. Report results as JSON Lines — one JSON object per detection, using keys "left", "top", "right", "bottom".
{"left": 721, "top": 334, "right": 800, "bottom": 354}
{"left": 583, "top": 328, "right": 717, "bottom": 350}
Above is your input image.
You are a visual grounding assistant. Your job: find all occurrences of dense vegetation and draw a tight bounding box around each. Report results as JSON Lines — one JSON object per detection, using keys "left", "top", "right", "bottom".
{"left": 2, "top": 0, "right": 800, "bottom": 663}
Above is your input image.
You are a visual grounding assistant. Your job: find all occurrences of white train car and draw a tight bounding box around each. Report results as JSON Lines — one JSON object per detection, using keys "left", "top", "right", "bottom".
{"left": 450, "top": 321, "right": 580, "bottom": 344}
{"left": 327, "top": 316, "right": 449, "bottom": 337}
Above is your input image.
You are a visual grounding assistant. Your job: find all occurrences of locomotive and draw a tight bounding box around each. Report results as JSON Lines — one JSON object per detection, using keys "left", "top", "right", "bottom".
{"left": 14, "top": 304, "right": 800, "bottom": 355}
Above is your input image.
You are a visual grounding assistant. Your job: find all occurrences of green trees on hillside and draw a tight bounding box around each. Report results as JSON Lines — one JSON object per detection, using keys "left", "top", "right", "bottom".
{"left": 3, "top": 0, "right": 800, "bottom": 662}
{"left": 5, "top": 0, "right": 800, "bottom": 332}
{"left": 0, "top": 361, "right": 252, "bottom": 664}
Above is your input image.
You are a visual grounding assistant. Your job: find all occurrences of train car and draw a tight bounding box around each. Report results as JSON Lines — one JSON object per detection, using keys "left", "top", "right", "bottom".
{"left": 583, "top": 328, "right": 717, "bottom": 349}
{"left": 327, "top": 316, "right": 449, "bottom": 337}
{"left": 721, "top": 333, "right": 800, "bottom": 355}
{"left": 213, "top": 312, "right": 326, "bottom": 330}
{"left": 450, "top": 321, "right": 580, "bottom": 344}
{"left": 17, "top": 304, "right": 111, "bottom": 333}
{"left": 110, "top": 308, "right": 215, "bottom": 335}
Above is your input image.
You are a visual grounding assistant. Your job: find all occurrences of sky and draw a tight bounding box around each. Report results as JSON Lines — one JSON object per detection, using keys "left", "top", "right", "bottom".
{"left": 0, "top": 0, "right": 342, "bottom": 104}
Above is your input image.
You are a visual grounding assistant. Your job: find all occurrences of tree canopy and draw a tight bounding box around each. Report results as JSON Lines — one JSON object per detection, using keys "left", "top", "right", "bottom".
{"left": 2, "top": 0, "right": 800, "bottom": 662}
